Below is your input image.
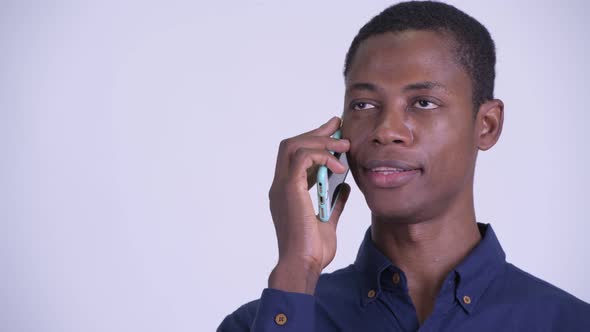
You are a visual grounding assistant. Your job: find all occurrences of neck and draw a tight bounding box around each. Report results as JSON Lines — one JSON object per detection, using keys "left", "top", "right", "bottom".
{"left": 370, "top": 191, "right": 482, "bottom": 295}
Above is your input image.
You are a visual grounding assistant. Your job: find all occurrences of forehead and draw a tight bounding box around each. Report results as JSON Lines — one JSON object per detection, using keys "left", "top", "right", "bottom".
{"left": 346, "top": 30, "right": 470, "bottom": 95}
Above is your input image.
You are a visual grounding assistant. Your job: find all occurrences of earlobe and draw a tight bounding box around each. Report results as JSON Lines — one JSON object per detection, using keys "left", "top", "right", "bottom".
{"left": 476, "top": 99, "right": 504, "bottom": 151}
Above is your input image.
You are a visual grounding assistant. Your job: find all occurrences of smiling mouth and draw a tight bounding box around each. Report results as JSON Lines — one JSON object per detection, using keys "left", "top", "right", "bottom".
{"left": 369, "top": 166, "right": 418, "bottom": 175}
{"left": 362, "top": 161, "right": 422, "bottom": 188}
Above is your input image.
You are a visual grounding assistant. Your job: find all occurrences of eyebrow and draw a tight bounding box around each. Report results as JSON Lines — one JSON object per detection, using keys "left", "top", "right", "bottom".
{"left": 346, "top": 81, "right": 449, "bottom": 95}
{"left": 402, "top": 81, "right": 449, "bottom": 93}
{"left": 346, "top": 82, "right": 379, "bottom": 94}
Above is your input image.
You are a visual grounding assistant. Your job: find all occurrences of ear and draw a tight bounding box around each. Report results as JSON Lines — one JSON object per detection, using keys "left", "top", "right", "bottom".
{"left": 475, "top": 99, "right": 504, "bottom": 151}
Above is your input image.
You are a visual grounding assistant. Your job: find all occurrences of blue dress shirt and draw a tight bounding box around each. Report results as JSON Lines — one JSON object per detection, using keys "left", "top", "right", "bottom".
{"left": 218, "top": 223, "right": 590, "bottom": 331}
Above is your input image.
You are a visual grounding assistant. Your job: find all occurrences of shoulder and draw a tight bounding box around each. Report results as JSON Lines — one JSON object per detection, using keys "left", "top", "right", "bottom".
{"left": 503, "top": 263, "right": 588, "bottom": 306}
{"left": 495, "top": 262, "right": 590, "bottom": 327}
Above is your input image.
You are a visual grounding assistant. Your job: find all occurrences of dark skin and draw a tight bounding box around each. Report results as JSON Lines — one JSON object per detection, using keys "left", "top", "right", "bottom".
{"left": 268, "top": 29, "right": 504, "bottom": 325}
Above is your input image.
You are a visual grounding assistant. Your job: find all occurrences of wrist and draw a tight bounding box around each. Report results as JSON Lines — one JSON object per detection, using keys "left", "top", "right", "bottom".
{"left": 268, "top": 260, "right": 321, "bottom": 295}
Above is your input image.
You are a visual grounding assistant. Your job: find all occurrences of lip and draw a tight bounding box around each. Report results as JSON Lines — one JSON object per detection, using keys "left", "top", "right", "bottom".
{"left": 364, "top": 159, "right": 422, "bottom": 171}
{"left": 362, "top": 159, "right": 422, "bottom": 188}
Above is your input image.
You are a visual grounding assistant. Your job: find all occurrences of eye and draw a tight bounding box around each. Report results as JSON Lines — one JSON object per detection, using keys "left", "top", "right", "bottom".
{"left": 413, "top": 99, "right": 439, "bottom": 110}
{"left": 351, "top": 101, "right": 376, "bottom": 111}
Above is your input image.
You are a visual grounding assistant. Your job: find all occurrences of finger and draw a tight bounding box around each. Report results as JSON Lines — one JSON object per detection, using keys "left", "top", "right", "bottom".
{"left": 300, "top": 116, "right": 342, "bottom": 137}
{"left": 284, "top": 136, "right": 350, "bottom": 155}
{"left": 289, "top": 148, "right": 347, "bottom": 189}
{"left": 291, "top": 148, "right": 348, "bottom": 174}
{"left": 306, "top": 163, "right": 320, "bottom": 190}
{"left": 273, "top": 119, "right": 347, "bottom": 183}
{"left": 327, "top": 183, "right": 351, "bottom": 228}
{"left": 275, "top": 137, "right": 349, "bottom": 182}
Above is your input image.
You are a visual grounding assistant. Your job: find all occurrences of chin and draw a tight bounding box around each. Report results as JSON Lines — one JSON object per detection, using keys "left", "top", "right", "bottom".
{"left": 364, "top": 192, "right": 428, "bottom": 223}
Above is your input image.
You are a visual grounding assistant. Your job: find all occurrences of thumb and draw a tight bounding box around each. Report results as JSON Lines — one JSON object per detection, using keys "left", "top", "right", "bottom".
{"left": 328, "top": 183, "right": 351, "bottom": 228}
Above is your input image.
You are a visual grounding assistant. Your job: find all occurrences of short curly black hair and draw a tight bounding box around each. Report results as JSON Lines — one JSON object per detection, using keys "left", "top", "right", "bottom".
{"left": 344, "top": 1, "right": 496, "bottom": 111}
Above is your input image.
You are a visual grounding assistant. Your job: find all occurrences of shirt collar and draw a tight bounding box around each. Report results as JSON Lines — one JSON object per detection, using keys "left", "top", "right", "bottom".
{"left": 453, "top": 223, "right": 506, "bottom": 313}
{"left": 353, "top": 226, "right": 393, "bottom": 306}
{"left": 353, "top": 222, "right": 506, "bottom": 312}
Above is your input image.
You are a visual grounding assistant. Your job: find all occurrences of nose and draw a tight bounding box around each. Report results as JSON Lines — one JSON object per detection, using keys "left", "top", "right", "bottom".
{"left": 371, "top": 106, "right": 414, "bottom": 146}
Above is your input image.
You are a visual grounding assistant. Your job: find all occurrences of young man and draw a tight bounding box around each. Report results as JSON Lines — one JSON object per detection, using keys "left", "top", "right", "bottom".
{"left": 219, "top": 1, "right": 590, "bottom": 331}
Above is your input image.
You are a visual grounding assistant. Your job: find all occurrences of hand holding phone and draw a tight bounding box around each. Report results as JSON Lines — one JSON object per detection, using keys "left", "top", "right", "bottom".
{"left": 267, "top": 117, "right": 351, "bottom": 295}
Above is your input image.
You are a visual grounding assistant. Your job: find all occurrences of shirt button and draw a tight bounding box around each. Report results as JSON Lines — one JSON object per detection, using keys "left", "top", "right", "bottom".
{"left": 367, "top": 289, "right": 376, "bottom": 298}
{"left": 274, "top": 313, "right": 287, "bottom": 326}
{"left": 392, "top": 272, "right": 401, "bottom": 284}
{"left": 463, "top": 295, "right": 472, "bottom": 304}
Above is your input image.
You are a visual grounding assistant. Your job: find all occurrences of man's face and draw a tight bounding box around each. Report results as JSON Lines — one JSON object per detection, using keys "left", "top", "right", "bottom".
{"left": 341, "top": 30, "right": 478, "bottom": 222}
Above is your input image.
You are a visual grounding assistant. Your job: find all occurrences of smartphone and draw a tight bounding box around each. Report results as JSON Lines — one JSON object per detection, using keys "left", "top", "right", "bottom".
{"left": 317, "top": 130, "right": 350, "bottom": 222}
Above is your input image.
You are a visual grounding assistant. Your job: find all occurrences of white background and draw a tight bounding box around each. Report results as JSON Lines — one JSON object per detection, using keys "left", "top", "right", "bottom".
{"left": 1, "top": 1, "right": 589, "bottom": 331}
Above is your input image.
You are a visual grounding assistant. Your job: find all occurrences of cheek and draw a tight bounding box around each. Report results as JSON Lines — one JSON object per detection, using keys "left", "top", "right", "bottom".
{"left": 423, "top": 117, "right": 476, "bottom": 181}
{"left": 346, "top": 140, "right": 364, "bottom": 185}
{"left": 340, "top": 112, "right": 354, "bottom": 137}
{"left": 341, "top": 119, "right": 369, "bottom": 158}
{"left": 342, "top": 126, "right": 370, "bottom": 191}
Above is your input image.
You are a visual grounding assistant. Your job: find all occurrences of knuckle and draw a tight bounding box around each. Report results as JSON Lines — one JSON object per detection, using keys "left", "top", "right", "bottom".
{"left": 279, "top": 138, "right": 296, "bottom": 151}
{"left": 292, "top": 147, "right": 310, "bottom": 163}
{"left": 327, "top": 156, "right": 341, "bottom": 169}
{"left": 293, "top": 146, "right": 307, "bottom": 158}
